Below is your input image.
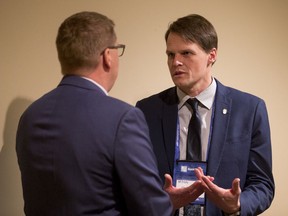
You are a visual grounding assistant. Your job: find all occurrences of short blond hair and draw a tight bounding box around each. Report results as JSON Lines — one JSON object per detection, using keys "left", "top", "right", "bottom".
{"left": 56, "top": 11, "right": 116, "bottom": 75}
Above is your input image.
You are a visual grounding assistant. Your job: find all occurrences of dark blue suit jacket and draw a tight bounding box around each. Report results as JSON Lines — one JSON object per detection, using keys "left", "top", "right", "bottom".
{"left": 16, "top": 75, "right": 172, "bottom": 216}
{"left": 136, "top": 79, "right": 274, "bottom": 216}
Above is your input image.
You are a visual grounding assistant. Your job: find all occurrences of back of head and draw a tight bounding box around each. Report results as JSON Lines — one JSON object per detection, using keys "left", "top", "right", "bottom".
{"left": 56, "top": 11, "right": 116, "bottom": 75}
{"left": 165, "top": 14, "right": 218, "bottom": 53}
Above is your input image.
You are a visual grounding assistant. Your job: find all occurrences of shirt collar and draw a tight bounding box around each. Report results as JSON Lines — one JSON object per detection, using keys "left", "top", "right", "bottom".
{"left": 81, "top": 76, "right": 108, "bottom": 95}
{"left": 177, "top": 77, "right": 217, "bottom": 110}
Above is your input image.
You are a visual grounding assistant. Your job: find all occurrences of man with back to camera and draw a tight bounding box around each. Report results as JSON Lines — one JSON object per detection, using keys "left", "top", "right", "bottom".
{"left": 16, "top": 11, "right": 207, "bottom": 216}
{"left": 136, "top": 14, "right": 275, "bottom": 216}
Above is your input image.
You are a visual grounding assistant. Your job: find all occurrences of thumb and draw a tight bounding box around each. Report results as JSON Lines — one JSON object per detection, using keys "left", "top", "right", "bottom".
{"left": 163, "top": 173, "right": 173, "bottom": 190}
{"left": 231, "top": 178, "right": 241, "bottom": 195}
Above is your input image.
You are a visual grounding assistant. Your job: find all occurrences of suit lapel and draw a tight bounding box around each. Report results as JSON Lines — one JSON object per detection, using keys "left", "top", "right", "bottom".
{"left": 207, "top": 81, "right": 231, "bottom": 176}
{"left": 159, "top": 83, "right": 232, "bottom": 176}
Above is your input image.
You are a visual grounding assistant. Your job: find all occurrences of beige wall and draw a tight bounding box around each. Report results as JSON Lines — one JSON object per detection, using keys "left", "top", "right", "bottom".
{"left": 1, "top": 0, "right": 287, "bottom": 215}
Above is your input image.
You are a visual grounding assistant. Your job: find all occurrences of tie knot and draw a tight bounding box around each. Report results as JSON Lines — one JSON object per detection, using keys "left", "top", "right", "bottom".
{"left": 186, "top": 98, "right": 198, "bottom": 112}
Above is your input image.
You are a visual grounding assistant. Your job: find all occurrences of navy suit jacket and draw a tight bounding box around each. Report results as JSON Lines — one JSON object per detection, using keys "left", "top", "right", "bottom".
{"left": 16, "top": 75, "right": 172, "bottom": 216}
{"left": 136, "top": 79, "right": 274, "bottom": 216}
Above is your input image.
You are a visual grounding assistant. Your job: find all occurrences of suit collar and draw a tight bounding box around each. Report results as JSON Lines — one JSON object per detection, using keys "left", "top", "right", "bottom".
{"left": 81, "top": 77, "right": 108, "bottom": 95}
{"left": 58, "top": 75, "right": 107, "bottom": 96}
{"left": 154, "top": 83, "right": 232, "bottom": 176}
{"left": 160, "top": 82, "right": 233, "bottom": 176}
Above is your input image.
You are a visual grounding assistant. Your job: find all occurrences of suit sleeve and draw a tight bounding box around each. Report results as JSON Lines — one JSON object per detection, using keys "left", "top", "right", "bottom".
{"left": 240, "top": 99, "right": 275, "bottom": 215}
{"left": 114, "top": 107, "right": 173, "bottom": 216}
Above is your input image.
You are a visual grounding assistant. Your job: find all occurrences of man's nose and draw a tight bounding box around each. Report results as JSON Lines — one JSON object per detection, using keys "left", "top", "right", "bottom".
{"left": 172, "top": 54, "right": 183, "bottom": 66}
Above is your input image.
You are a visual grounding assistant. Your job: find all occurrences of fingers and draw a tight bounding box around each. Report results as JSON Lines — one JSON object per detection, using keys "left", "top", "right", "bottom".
{"left": 189, "top": 180, "right": 202, "bottom": 190}
{"left": 209, "top": 176, "right": 215, "bottom": 182}
{"left": 194, "top": 167, "right": 203, "bottom": 179}
{"left": 194, "top": 167, "right": 214, "bottom": 181}
{"left": 200, "top": 174, "right": 218, "bottom": 193}
{"left": 189, "top": 180, "right": 204, "bottom": 196}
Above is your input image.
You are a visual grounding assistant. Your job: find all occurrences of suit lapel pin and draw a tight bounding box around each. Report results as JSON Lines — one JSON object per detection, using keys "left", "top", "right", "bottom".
{"left": 222, "top": 108, "right": 228, "bottom": 114}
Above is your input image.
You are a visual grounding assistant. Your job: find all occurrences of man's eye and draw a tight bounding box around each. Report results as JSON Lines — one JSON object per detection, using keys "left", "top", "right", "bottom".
{"left": 182, "top": 51, "right": 191, "bottom": 56}
{"left": 167, "top": 53, "right": 175, "bottom": 58}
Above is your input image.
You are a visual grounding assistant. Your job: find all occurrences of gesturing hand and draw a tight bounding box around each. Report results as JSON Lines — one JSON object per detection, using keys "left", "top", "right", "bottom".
{"left": 163, "top": 170, "right": 204, "bottom": 210}
{"left": 164, "top": 168, "right": 214, "bottom": 209}
{"left": 200, "top": 174, "right": 241, "bottom": 214}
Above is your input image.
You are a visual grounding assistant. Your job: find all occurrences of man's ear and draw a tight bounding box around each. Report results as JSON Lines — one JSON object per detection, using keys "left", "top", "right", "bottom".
{"left": 208, "top": 48, "right": 217, "bottom": 64}
{"left": 102, "top": 48, "right": 112, "bottom": 70}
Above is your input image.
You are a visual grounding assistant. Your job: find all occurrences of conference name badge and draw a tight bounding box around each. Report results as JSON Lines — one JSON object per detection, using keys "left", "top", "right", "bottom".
{"left": 173, "top": 160, "right": 207, "bottom": 205}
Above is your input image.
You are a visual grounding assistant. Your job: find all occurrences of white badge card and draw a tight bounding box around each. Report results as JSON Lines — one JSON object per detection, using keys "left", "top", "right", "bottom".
{"left": 173, "top": 160, "right": 207, "bottom": 205}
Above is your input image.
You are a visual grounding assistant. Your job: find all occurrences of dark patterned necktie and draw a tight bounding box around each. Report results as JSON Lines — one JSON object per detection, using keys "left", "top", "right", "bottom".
{"left": 186, "top": 98, "right": 202, "bottom": 161}
{"left": 184, "top": 204, "right": 201, "bottom": 216}
{"left": 184, "top": 98, "right": 202, "bottom": 216}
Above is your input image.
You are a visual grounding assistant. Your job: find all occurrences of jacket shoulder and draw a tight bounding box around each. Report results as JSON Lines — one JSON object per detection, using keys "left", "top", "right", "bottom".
{"left": 216, "top": 79, "right": 264, "bottom": 105}
{"left": 137, "top": 87, "right": 178, "bottom": 107}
